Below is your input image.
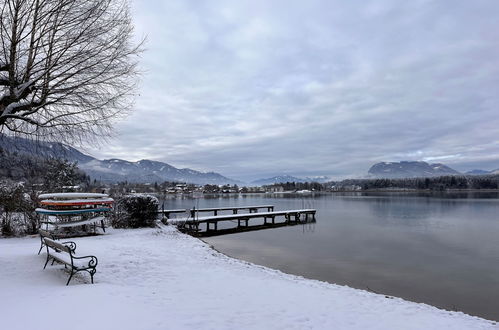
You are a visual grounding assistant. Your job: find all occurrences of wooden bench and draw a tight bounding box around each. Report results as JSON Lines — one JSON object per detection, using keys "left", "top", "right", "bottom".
{"left": 42, "top": 237, "right": 98, "bottom": 285}
{"left": 38, "top": 229, "right": 59, "bottom": 255}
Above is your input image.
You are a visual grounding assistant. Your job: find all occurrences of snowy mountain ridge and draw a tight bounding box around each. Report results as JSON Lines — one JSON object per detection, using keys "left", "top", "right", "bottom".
{"left": 368, "top": 161, "right": 460, "bottom": 178}
{"left": 0, "top": 135, "right": 241, "bottom": 185}
{"left": 250, "top": 175, "right": 331, "bottom": 185}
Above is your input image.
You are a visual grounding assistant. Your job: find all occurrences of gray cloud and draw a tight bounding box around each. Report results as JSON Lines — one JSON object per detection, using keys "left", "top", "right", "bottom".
{"left": 87, "top": 0, "right": 499, "bottom": 181}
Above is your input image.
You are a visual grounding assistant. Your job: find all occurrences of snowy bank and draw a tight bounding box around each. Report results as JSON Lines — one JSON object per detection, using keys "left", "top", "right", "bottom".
{"left": 0, "top": 226, "right": 496, "bottom": 330}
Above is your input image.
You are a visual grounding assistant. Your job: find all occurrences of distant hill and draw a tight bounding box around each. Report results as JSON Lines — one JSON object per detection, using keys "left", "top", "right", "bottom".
{"left": 465, "top": 169, "right": 499, "bottom": 175}
{"left": 0, "top": 135, "right": 241, "bottom": 185}
{"left": 303, "top": 176, "right": 331, "bottom": 183}
{"left": 368, "top": 161, "right": 460, "bottom": 178}
{"left": 81, "top": 158, "right": 242, "bottom": 185}
{"left": 465, "top": 169, "right": 491, "bottom": 175}
{"left": 0, "top": 134, "right": 94, "bottom": 163}
{"left": 251, "top": 175, "right": 307, "bottom": 185}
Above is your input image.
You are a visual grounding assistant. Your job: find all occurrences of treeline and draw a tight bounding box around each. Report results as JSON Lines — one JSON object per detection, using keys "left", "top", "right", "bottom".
{"left": 264, "top": 181, "right": 326, "bottom": 191}
{"left": 328, "top": 175, "right": 499, "bottom": 191}
{"left": 0, "top": 147, "right": 90, "bottom": 190}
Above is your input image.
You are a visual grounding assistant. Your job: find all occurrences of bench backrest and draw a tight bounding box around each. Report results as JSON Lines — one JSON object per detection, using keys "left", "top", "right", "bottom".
{"left": 43, "top": 237, "right": 72, "bottom": 254}
{"left": 39, "top": 229, "right": 53, "bottom": 239}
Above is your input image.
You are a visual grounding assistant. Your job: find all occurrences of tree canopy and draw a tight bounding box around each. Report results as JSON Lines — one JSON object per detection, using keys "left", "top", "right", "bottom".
{"left": 0, "top": 0, "right": 142, "bottom": 143}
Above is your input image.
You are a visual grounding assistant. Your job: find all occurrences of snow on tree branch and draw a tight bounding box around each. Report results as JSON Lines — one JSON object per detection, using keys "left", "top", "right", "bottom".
{"left": 0, "top": 0, "right": 143, "bottom": 143}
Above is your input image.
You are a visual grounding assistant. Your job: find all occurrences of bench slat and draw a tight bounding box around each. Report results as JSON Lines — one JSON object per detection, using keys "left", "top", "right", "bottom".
{"left": 43, "top": 237, "right": 71, "bottom": 254}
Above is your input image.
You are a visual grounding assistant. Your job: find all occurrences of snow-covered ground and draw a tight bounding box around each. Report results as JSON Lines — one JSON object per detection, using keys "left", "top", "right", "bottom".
{"left": 0, "top": 225, "right": 497, "bottom": 330}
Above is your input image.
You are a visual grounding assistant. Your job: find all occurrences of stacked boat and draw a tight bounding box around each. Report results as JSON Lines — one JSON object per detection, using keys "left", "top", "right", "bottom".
{"left": 36, "top": 193, "right": 114, "bottom": 234}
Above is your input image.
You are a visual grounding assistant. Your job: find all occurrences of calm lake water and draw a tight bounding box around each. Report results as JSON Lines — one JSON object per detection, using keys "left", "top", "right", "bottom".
{"left": 162, "top": 192, "right": 499, "bottom": 321}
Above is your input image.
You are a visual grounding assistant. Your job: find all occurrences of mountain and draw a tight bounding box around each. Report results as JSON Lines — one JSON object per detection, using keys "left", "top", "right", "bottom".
{"left": 80, "top": 158, "right": 241, "bottom": 184}
{"left": 465, "top": 169, "right": 491, "bottom": 175}
{"left": 303, "top": 176, "right": 331, "bottom": 183}
{"left": 251, "top": 175, "right": 306, "bottom": 185}
{"left": 0, "top": 134, "right": 94, "bottom": 163}
{"left": 0, "top": 135, "right": 240, "bottom": 185}
{"left": 368, "top": 161, "right": 461, "bottom": 178}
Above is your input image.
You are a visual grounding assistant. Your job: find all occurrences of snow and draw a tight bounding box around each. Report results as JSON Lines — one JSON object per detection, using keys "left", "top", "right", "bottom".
{"left": 0, "top": 226, "right": 496, "bottom": 330}
{"left": 51, "top": 216, "right": 105, "bottom": 228}
{"left": 40, "top": 198, "right": 114, "bottom": 204}
{"left": 38, "top": 193, "right": 109, "bottom": 199}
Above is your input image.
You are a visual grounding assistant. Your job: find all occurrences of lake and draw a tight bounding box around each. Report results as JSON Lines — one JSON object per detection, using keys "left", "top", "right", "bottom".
{"left": 161, "top": 192, "right": 499, "bottom": 321}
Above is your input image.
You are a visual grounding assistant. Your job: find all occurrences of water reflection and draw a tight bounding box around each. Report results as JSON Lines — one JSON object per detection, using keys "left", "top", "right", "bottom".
{"left": 162, "top": 192, "right": 499, "bottom": 321}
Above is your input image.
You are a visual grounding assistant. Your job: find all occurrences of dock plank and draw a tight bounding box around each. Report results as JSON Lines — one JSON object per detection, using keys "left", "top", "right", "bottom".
{"left": 172, "top": 209, "right": 316, "bottom": 224}
{"left": 192, "top": 205, "right": 274, "bottom": 212}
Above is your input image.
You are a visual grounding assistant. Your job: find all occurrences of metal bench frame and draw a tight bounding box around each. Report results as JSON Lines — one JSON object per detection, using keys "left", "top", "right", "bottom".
{"left": 38, "top": 229, "right": 61, "bottom": 255}
{"left": 43, "top": 237, "right": 98, "bottom": 285}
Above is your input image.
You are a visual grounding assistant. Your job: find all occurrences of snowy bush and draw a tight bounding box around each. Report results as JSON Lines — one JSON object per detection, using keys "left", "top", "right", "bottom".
{"left": 0, "top": 183, "right": 39, "bottom": 236}
{"left": 112, "top": 194, "right": 159, "bottom": 228}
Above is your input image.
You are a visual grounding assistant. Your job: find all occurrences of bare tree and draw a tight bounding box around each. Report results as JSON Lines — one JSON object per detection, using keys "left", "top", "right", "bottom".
{"left": 0, "top": 0, "right": 142, "bottom": 143}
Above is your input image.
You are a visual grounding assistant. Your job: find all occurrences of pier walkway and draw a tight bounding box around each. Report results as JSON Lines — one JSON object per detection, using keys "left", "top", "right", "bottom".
{"left": 173, "top": 209, "right": 316, "bottom": 234}
{"left": 190, "top": 205, "right": 274, "bottom": 217}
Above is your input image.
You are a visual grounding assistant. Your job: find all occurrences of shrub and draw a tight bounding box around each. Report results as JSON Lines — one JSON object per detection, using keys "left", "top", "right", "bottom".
{"left": 113, "top": 194, "right": 159, "bottom": 228}
{"left": 0, "top": 183, "right": 39, "bottom": 236}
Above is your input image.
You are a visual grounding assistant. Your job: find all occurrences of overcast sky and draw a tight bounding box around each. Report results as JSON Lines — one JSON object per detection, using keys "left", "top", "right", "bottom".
{"left": 87, "top": 0, "right": 499, "bottom": 182}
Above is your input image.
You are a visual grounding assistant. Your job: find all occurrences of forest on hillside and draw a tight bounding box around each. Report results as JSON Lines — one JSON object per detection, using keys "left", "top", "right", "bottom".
{"left": 327, "top": 175, "right": 499, "bottom": 191}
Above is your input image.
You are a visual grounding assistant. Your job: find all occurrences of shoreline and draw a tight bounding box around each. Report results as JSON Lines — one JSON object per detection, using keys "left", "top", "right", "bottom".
{"left": 1, "top": 226, "right": 497, "bottom": 329}
{"left": 166, "top": 189, "right": 499, "bottom": 197}
{"left": 199, "top": 230, "right": 497, "bottom": 324}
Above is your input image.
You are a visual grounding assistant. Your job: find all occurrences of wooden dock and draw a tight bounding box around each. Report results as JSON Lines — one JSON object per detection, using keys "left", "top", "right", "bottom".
{"left": 190, "top": 205, "right": 274, "bottom": 217}
{"left": 157, "top": 205, "right": 275, "bottom": 218}
{"left": 173, "top": 209, "right": 316, "bottom": 235}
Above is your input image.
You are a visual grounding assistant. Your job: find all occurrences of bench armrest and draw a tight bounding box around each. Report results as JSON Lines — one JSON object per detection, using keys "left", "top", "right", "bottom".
{"left": 72, "top": 255, "right": 98, "bottom": 269}
{"left": 61, "top": 241, "right": 77, "bottom": 253}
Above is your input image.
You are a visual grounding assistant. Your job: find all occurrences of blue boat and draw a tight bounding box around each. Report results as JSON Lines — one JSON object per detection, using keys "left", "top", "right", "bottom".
{"left": 35, "top": 207, "right": 112, "bottom": 215}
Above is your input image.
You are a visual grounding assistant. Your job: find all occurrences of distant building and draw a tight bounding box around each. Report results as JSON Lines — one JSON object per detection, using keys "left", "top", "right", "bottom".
{"left": 266, "top": 185, "right": 284, "bottom": 192}
{"left": 330, "top": 185, "right": 362, "bottom": 191}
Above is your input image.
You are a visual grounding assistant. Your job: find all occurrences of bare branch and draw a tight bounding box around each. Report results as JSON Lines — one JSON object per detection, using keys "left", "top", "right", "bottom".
{"left": 0, "top": 0, "right": 143, "bottom": 145}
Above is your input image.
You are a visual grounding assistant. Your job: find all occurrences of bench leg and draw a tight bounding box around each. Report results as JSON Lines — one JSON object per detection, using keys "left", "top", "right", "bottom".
{"left": 43, "top": 255, "right": 50, "bottom": 269}
{"left": 66, "top": 271, "right": 74, "bottom": 286}
{"left": 38, "top": 244, "right": 43, "bottom": 255}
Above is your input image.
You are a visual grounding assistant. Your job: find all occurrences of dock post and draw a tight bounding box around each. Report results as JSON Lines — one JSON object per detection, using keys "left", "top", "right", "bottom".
{"left": 206, "top": 221, "right": 217, "bottom": 232}
{"left": 238, "top": 218, "right": 249, "bottom": 227}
